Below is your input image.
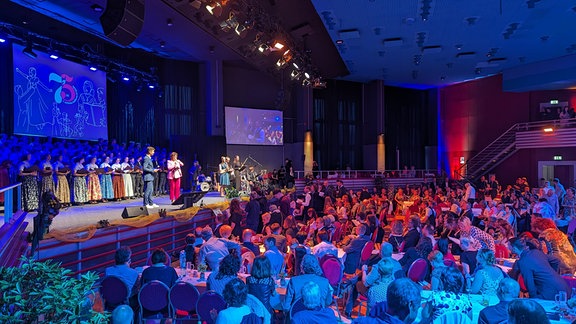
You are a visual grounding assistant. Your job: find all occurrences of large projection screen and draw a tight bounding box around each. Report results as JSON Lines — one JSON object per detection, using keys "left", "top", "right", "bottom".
{"left": 13, "top": 44, "right": 108, "bottom": 140}
{"left": 225, "top": 106, "right": 283, "bottom": 145}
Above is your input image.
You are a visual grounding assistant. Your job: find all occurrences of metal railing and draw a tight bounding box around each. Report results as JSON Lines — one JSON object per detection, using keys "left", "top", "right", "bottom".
{"left": 293, "top": 169, "right": 440, "bottom": 180}
{"left": 0, "top": 183, "right": 22, "bottom": 224}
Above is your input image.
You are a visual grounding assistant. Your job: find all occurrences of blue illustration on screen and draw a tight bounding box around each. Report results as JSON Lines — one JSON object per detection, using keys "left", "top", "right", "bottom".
{"left": 12, "top": 44, "right": 108, "bottom": 141}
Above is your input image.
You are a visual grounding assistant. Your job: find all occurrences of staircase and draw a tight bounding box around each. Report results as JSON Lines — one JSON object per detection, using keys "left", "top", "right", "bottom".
{"left": 456, "top": 118, "right": 576, "bottom": 181}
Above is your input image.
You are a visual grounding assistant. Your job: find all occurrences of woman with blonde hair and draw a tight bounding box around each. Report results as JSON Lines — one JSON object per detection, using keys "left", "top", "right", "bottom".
{"left": 468, "top": 248, "right": 504, "bottom": 296}
{"left": 167, "top": 152, "right": 184, "bottom": 203}
{"left": 531, "top": 216, "right": 576, "bottom": 274}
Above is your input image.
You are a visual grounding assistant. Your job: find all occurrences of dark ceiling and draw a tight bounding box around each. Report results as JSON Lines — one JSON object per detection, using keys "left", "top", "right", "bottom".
{"left": 3, "top": 0, "right": 576, "bottom": 90}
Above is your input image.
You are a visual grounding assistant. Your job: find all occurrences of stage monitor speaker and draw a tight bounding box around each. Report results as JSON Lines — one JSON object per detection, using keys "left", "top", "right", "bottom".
{"left": 121, "top": 206, "right": 149, "bottom": 219}
{"left": 172, "top": 191, "right": 208, "bottom": 209}
{"left": 99, "top": 0, "right": 145, "bottom": 46}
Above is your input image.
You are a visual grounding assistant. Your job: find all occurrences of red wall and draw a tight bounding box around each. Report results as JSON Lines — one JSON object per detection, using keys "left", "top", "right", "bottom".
{"left": 439, "top": 74, "right": 576, "bottom": 183}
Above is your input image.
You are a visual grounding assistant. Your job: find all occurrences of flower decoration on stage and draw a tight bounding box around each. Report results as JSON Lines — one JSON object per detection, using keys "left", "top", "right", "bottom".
{"left": 97, "top": 219, "right": 110, "bottom": 228}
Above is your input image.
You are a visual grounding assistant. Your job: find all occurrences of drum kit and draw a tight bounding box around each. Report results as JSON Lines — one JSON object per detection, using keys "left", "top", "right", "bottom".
{"left": 196, "top": 174, "right": 213, "bottom": 192}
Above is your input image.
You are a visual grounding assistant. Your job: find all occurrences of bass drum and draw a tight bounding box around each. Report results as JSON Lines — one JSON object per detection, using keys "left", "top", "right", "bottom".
{"left": 200, "top": 182, "right": 210, "bottom": 192}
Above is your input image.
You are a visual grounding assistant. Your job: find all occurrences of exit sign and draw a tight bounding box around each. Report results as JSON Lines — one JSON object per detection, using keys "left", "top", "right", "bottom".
{"left": 554, "top": 155, "right": 563, "bottom": 160}
{"left": 550, "top": 100, "right": 559, "bottom": 105}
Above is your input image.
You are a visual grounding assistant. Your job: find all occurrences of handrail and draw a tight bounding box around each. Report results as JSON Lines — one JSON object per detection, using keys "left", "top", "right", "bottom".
{"left": 1, "top": 183, "right": 22, "bottom": 223}
{"left": 293, "top": 169, "right": 440, "bottom": 180}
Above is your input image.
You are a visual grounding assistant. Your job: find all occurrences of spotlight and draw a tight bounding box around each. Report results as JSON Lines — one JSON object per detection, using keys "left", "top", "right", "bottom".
{"left": 290, "top": 70, "right": 301, "bottom": 80}
{"left": 167, "top": 18, "right": 174, "bottom": 27}
{"left": 273, "top": 41, "right": 284, "bottom": 50}
{"left": 22, "top": 42, "right": 37, "bottom": 58}
{"left": 49, "top": 53, "right": 59, "bottom": 60}
{"left": 235, "top": 24, "right": 247, "bottom": 38}
{"left": 160, "top": 41, "right": 166, "bottom": 48}
{"left": 122, "top": 76, "right": 130, "bottom": 81}
{"left": 136, "top": 85, "right": 143, "bottom": 92}
{"left": 304, "top": 72, "right": 311, "bottom": 79}
{"left": 89, "top": 66, "right": 98, "bottom": 71}
{"left": 292, "top": 62, "right": 300, "bottom": 69}
{"left": 148, "top": 84, "right": 155, "bottom": 89}
{"left": 90, "top": 4, "right": 104, "bottom": 12}
{"left": 543, "top": 127, "right": 554, "bottom": 132}
{"left": 0, "top": 37, "right": 6, "bottom": 43}
{"left": 258, "top": 44, "right": 269, "bottom": 53}
{"left": 206, "top": 1, "right": 223, "bottom": 17}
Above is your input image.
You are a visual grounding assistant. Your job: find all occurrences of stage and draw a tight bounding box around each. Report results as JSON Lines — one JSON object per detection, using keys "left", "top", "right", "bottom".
{"left": 18, "top": 191, "right": 226, "bottom": 233}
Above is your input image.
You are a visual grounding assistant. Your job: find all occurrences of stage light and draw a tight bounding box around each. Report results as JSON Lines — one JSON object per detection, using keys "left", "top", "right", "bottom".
{"left": 49, "top": 54, "right": 59, "bottom": 60}
{"left": 543, "top": 127, "right": 554, "bottom": 132}
{"left": 292, "top": 62, "right": 300, "bottom": 69}
{"left": 189, "top": 0, "right": 202, "bottom": 9}
{"left": 90, "top": 4, "right": 104, "bottom": 12}
{"left": 89, "top": 66, "right": 98, "bottom": 71}
{"left": 206, "top": 1, "right": 223, "bottom": 17}
{"left": 166, "top": 18, "right": 174, "bottom": 27}
{"left": 304, "top": 72, "right": 311, "bottom": 79}
{"left": 258, "top": 44, "right": 269, "bottom": 52}
{"left": 148, "top": 83, "right": 155, "bottom": 89}
{"left": 22, "top": 42, "right": 37, "bottom": 58}
{"left": 0, "top": 37, "right": 6, "bottom": 43}
{"left": 290, "top": 70, "right": 301, "bottom": 80}
{"left": 235, "top": 24, "right": 247, "bottom": 37}
{"left": 302, "top": 79, "right": 311, "bottom": 86}
{"left": 122, "top": 76, "right": 130, "bottom": 81}
{"left": 273, "top": 41, "right": 284, "bottom": 50}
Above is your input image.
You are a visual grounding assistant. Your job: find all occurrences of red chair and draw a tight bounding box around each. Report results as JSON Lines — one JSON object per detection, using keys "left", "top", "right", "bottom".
{"left": 517, "top": 274, "right": 528, "bottom": 297}
{"left": 138, "top": 280, "right": 171, "bottom": 323}
{"left": 196, "top": 291, "right": 226, "bottom": 324}
{"left": 320, "top": 255, "right": 344, "bottom": 321}
{"left": 563, "top": 276, "right": 576, "bottom": 295}
{"left": 360, "top": 241, "right": 375, "bottom": 266}
{"left": 494, "top": 244, "right": 510, "bottom": 258}
{"left": 169, "top": 281, "right": 200, "bottom": 321}
{"left": 407, "top": 258, "right": 428, "bottom": 285}
{"left": 99, "top": 276, "right": 130, "bottom": 311}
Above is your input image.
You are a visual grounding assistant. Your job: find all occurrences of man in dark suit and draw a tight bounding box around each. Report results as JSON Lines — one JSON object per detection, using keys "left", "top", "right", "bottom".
{"left": 509, "top": 237, "right": 570, "bottom": 300}
{"left": 334, "top": 179, "right": 347, "bottom": 199}
{"left": 142, "top": 146, "right": 158, "bottom": 208}
{"left": 459, "top": 201, "right": 473, "bottom": 221}
{"left": 478, "top": 278, "right": 520, "bottom": 324}
{"left": 402, "top": 216, "right": 421, "bottom": 251}
{"left": 343, "top": 223, "right": 371, "bottom": 275}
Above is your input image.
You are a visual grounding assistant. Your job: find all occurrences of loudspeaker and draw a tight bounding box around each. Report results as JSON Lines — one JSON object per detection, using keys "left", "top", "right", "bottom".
{"left": 99, "top": 0, "right": 145, "bottom": 46}
{"left": 121, "top": 206, "right": 149, "bottom": 219}
{"left": 172, "top": 191, "right": 208, "bottom": 209}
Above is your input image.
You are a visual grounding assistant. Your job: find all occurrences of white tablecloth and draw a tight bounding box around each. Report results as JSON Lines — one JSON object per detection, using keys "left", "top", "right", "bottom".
{"left": 177, "top": 269, "right": 288, "bottom": 295}
{"left": 420, "top": 290, "right": 572, "bottom": 323}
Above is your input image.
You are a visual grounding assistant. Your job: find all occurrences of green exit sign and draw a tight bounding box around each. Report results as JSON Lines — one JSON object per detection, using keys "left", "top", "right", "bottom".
{"left": 554, "top": 155, "right": 563, "bottom": 160}
{"left": 550, "top": 100, "right": 559, "bottom": 105}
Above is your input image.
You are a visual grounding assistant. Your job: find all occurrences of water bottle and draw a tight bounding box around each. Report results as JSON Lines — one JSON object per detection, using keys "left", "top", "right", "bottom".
{"left": 179, "top": 250, "right": 186, "bottom": 271}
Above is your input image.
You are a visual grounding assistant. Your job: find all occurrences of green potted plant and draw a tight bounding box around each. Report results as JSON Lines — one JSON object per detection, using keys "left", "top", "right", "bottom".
{"left": 0, "top": 257, "right": 108, "bottom": 323}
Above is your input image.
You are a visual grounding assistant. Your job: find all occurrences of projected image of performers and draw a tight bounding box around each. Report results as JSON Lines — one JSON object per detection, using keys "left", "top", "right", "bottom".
{"left": 225, "top": 106, "right": 283, "bottom": 145}
{"left": 13, "top": 44, "right": 108, "bottom": 141}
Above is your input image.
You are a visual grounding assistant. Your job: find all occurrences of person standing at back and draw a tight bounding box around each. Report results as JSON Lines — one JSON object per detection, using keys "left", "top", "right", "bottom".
{"left": 142, "top": 146, "right": 158, "bottom": 208}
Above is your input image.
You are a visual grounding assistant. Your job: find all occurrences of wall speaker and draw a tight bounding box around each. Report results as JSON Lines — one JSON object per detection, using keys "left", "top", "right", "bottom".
{"left": 99, "top": 0, "right": 145, "bottom": 46}
{"left": 121, "top": 206, "right": 149, "bottom": 219}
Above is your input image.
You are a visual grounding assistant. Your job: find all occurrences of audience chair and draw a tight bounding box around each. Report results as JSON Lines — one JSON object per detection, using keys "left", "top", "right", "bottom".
{"left": 356, "top": 294, "right": 369, "bottom": 318}
{"left": 292, "top": 246, "right": 308, "bottom": 276}
{"left": 289, "top": 298, "right": 307, "bottom": 319}
{"left": 169, "top": 281, "right": 200, "bottom": 322}
{"left": 100, "top": 276, "right": 130, "bottom": 311}
{"left": 407, "top": 258, "right": 428, "bottom": 285}
{"left": 517, "top": 274, "right": 529, "bottom": 298}
{"left": 196, "top": 290, "right": 227, "bottom": 324}
{"left": 360, "top": 241, "right": 375, "bottom": 267}
{"left": 138, "top": 280, "right": 170, "bottom": 324}
{"left": 320, "top": 254, "right": 344, "bottom": 321}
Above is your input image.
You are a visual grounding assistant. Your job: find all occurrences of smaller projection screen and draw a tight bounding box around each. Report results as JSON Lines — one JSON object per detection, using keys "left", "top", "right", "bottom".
{"left": 13, "top": 43, "right": 108, "bottom": 140}
{"left": 225, "top": 106, "right": 283, "bottom": 145}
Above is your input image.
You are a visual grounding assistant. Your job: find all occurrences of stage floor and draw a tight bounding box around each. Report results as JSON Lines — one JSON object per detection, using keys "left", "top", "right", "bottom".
{"left": 12, "top": 191, "right": 226, "bottom": 233}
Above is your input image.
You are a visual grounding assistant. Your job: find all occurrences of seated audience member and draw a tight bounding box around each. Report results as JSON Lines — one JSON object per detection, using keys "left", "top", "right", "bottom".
{"left": 352, "top": 278, "right": 427, "bottom": 324}
{"left": 508, "top": 237, "right": 569, "bottom": 300}
{"left": 284, "top": 254, "right": 333, "bottom": 311}
{"left": 105, "top": 246, "right": 139, "bottom": 297}
{"left": 531, "top": 216, "right": 576, "bottom": 275}
{"left": 111, "top": 305, "right": 134, "bottom": 324}
{"left": 458, "top": 216, "right": 495, "bottom": 251}
{"left": 459, "top": 236, "right": 479, "bottom": 276}
{"left": 421, "top": 223, "right": 436, "bottom": 247}
{"left": 207, "top": 254, "right": 241, "bottom": 295}
{"left": 219, "top": 224, "right": 233, "bottom": 240}
{"left": 215, "top": 279, "right": 252, "bottom": 324}
{"left": 241, "top": 229, "right": 261, "bottom": 256}
{"left": 342, "top": 223, "right": 371, "bottom": 275}
{"left": 246, "top": 255, "right": 277, "bottom": 314}
{"left": 141, "top": 248, "right": 178, "bottom": 288}
{"left": 478, "top": 278, "right": 520, "bottom": 324}
{"left": 387, "top": 221, "right": 404, "bottom": 253}
{"left": 430, "top": 266, "right": 472, "bottom": 320}
{"left": 291, "top": 281, "right": 338, "bottom": 324}
{"left": 435, "top": 238, "right": 456, "bottom": 263}
{"left": 312, "top": 229, "right": 338, "bottom": 260}
{"left": 468, "top": 249, "right": 504, "bottom": 295}
{"left": 360, "top": 258, "right": 395, "bottom": 309}
{"left": 194, "top": 226, "right": 205, "bottom": 247}
{"left": 402, "top": 216, "right": 421, "bottom": 251}
{"left": 263, "top": 236, "right": 284, "bottom": 277}
{"left": 199, "top": 226, "right": 241, "bottom": 273}
{"left": 266, "top": 223, "right": 288, "bottom": 253}
{"left": 428, "top": 250, "right": 448, "bottom": 291}
{"left": 376, "top": 242, "right": 403, "bottom": 278}
{"left": 398, "top": 236, "right": 433, "bottom": 275}
{"left": 183, "top": 233, "right": 197, "bottom": 265}
{"left": 507, "top": 299, "right": 551, "bottom": 324}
